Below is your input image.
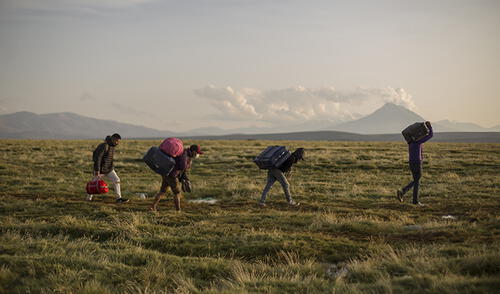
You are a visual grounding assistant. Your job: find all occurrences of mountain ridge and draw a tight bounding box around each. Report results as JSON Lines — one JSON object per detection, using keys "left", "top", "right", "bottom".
{"left": 0, "top": 111, "right": 175, "bottom": 139}
{"left": 1, "top": 104, "right": 499, "bottom": 140}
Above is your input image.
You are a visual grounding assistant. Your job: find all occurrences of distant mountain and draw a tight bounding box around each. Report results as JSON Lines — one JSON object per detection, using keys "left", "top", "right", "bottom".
{"left": 0, "top": 111, "right": 175, "bottom": 139}
{"left": 435, "top": 120, "right": 491, "bottom": 132}
{"left": 1, "top": 108, "right": 498, "bottom": 140}
{"left": 330, "top": 103, "right": 429, "bottom": 134}
{"left": 183, "top": 131, "right": 500, "bottom": 143}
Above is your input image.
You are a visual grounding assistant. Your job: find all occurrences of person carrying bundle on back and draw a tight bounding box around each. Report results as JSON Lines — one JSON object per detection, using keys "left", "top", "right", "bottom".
{"left": 256, "top": 147, "right": 305, "bottom": 207}
{"left": 397, "top": 121, "right": 433, "bottom": 206}
{"left": 149, "top": 142, "right": 203, "bottom": 212}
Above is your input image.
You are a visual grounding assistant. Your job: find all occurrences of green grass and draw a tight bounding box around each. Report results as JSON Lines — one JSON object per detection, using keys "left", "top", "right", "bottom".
{"left": 0, "top": 139, "right": 499, "bottom": 293}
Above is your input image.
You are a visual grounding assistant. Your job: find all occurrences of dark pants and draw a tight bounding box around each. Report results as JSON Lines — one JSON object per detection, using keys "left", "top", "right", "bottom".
{"left": 401, "top": 162, "right": 422, "bottom": 204}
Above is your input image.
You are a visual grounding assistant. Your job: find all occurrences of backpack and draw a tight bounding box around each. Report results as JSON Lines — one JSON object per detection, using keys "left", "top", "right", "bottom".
{"left": 254, "top": 146, "right": 291, "bottom": 169}
{"left": 92, "top": 143, "right": 110, "bottom": 162}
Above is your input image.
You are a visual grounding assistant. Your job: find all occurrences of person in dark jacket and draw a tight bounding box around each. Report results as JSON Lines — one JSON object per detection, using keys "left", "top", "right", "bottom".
{"left": 397, "top": 121, "right": 433, "bottom": 206}
{"left": 259, "top": 148, "right": 305, "bottom": 207}
{"left": 88, "top": 133, "right": 128, "bottom": 203}
{"left": 150, "top": 144, "right": 203, "bottom": 212}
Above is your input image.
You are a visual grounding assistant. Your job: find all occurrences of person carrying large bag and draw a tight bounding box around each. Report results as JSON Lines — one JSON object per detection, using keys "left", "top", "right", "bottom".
{"left": 397, "top": 121, "right": 434, "bottom": 206}
{"left": 255, "top": 146, "right": 305, "bottom": 207}
{"left": 149, "top": 138, "right": 203, "bottom": 212}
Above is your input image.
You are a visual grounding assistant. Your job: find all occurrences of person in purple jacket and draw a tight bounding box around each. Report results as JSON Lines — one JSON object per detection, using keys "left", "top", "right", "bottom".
{"left": 150, "top": 144, "right": 203, "bottom": 212}
{"left": 397, "top": 121, "right": 433, "bottom": 206}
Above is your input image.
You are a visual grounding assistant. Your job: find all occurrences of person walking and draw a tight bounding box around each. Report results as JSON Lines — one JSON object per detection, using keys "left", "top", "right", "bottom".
{"left": 150, "top": 144, "right": 203, "bottom": 212}
{"left": 259, "top": 148, "right": 305, "bottom": 207}
{"left": 397, "top": 121, "right": 434, "bottom": 206}
{"left": 88, "top": 133, "right": 128, "bottom": 203}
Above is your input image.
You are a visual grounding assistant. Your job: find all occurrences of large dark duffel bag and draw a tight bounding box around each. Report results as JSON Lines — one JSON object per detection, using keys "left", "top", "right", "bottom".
{"left": 402, "top": 122, "right": 429, "bottom": 143}
{"left": 254, "top": 146, "right": 291, "bottom": 169}
{"left": 143, "top": 146, "right": 176, "bottom": 176}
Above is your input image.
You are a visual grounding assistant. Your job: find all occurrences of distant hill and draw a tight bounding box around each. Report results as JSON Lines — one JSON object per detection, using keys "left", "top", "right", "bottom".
{"left": 328, "top": 103, "right": 500, "bottom": 134}
{"left": 331, "top": 103, "right": 423, "bottom": 134}
{"left": 1, "top": 109, "right": 499, "bottom": 142}
{"left": 182, "top": 131, "right": 500, "bottom": 143}
{"left": 0, "top": 111, "right": 175, "bottom": 139}
{"left": 435, "top": 120, "right": 500, "bottom": 132}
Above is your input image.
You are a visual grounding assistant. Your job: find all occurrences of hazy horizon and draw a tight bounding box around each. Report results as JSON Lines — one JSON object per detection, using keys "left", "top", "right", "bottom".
{"left": 1, "top": 0, "right": 499, "bottom": 131}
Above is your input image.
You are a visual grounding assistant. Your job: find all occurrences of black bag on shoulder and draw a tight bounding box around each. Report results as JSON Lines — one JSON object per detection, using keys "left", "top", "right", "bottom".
{"left": 253, "top": 146, "right": 291, "bottom": 169}
{"left": 143, "top": 146, "right": 176, "bottom": 176}
{"left": 402, "top": 122, "right": 429, "bottom": 143}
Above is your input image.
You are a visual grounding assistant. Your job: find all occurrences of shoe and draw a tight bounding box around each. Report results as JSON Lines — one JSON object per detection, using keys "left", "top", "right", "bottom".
{"left": 116, "top": 198, "right": 129, "bottom": 204}
{"left": 259, "top": 202, "right": 266, "bottom": 207}
{"left": 86, "top": 195, "right": 93, "bottom": 201}
{"left": 413, "top": 202, "right": 425, "bottom": 207}
{"left": 288, "top": 201, "right": 300, "bottom": 207}
{"left": 396, "top": 190, "right": 403, "bottom": 202}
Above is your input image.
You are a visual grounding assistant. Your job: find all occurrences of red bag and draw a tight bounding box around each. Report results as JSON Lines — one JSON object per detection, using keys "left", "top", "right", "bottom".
{"left": 86, "top": 178, "right": 109, "bottom": 194}
{"left": 159, "top": 137, "right": 184, "bottom": 157}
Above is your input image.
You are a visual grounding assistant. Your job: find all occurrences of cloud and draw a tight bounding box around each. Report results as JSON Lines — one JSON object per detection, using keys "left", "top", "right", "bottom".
{"left": 195, "top": 85, "right": 417, "bottom": 124}
{"left": 194, "top": 86, "right": 260, "bottom": 119}
{"left": 315, "top": 86, "right": 417, "bottom": 110}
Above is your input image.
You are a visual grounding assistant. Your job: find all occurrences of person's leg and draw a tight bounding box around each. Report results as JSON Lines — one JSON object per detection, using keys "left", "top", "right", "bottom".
{"left": 401, "top": 162, "right": 415, "bottom": 195}
{"left": 150, "top": 175, "right": 168, "bottom": 211}
{"left": 173, "top": 194, "right": 181, "bottom": 211}
{"left": 166, "top": 176, "right": 182, "bottom": 212}
{"left": 411, "top": 162, "right": 422, "bottom": 204}
{"left": 260, "top": 170, "right": 276, "bottom": 204}
{"left": 397, "top": 162, "right": 415, "bottom": 202}
{"left": 105, "top": 170, "right": 122, "bottom": 199}
{"left": 271, "top": 169, "right": 295, "bottom": 204}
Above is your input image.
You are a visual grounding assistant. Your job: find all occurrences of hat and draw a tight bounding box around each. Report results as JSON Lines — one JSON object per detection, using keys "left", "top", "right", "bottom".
{"left": 189, "top": 144, "right": 204, "bottom": 154}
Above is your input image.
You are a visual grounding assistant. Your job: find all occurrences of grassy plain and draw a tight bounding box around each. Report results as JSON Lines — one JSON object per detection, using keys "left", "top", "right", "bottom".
{"left": 0, "top": 139, "right": 499, "bottom": 293}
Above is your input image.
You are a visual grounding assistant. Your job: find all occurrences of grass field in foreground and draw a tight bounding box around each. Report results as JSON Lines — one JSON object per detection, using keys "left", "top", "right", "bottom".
{"left": 0, "top": 139, "right": 499, "bottom": 293}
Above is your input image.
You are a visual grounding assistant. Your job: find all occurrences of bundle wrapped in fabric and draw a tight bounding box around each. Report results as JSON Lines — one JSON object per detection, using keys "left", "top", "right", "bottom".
{"left": 254, "top": 146, "right": 291, "bottom": 169}
{"left": 159, "top": 137, "right": 184, "bottom": 157}
{"left": 86, "top": 178, "right": 109, "bottom": 194}
{"left": 402, "top": 122, "right": 430, "bottom": 143}
{"left": 143, "top": 146, "right": 176, "bottom": 176}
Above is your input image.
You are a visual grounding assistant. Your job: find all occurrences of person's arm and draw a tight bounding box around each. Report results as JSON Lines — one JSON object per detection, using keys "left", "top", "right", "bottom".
{"left": 416, "top": 122, "right": 433, "bottom": 144}
{"left": 176, "top": 152, "right": 189, "bottom": 175}
{"left": 93, "top": 144, "right": 106, "bottom": 176}
{"left": 170, "top": 152, "right": 187, "bottom": 177}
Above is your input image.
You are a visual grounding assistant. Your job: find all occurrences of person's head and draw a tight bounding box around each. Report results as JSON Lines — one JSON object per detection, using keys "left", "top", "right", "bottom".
{"left": 110, "top": 133, "right": 121, "bottom": 146}
{"left": 293, "top": 148, "right": 305, "bottom": 161}
{"left": 188, "top": 144, "right": 203, "bottom": 158}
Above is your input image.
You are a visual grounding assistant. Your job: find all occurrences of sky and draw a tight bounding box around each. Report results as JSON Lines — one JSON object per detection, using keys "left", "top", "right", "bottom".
{"left": 0, "top": 0, "right": 499, "bottom": 131}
